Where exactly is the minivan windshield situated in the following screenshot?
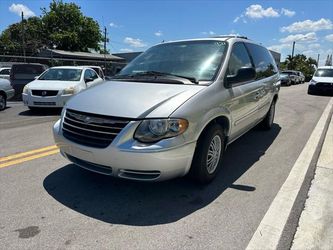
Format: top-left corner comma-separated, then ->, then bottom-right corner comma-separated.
116,40 -> 227,83
314,69 -> 333,77
38,68 -> 82,81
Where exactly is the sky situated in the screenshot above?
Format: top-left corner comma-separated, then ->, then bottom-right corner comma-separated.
0,0 -> 332,65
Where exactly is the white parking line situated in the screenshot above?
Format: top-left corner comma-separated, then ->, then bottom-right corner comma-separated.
246,97 -> 333,250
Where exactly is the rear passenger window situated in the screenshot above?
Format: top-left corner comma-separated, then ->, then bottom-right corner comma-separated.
227,43 -> 252,77
245,43 -> 278,79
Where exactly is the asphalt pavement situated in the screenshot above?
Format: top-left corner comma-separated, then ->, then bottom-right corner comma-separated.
0,84 -> 331,250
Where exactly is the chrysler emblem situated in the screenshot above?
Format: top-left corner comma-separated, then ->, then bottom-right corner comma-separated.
84,116 -> 92,123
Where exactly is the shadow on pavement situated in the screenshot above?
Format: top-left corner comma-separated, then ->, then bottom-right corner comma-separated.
44,124 -> 281,226
19,108 -> 62,117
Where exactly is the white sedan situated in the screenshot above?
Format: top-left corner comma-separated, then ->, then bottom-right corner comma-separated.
22,66 -> 104,109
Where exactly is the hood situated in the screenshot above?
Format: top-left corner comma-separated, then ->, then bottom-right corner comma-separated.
312,76 -> 333,83
27,80 -> 79,90
66,80 -> 206,118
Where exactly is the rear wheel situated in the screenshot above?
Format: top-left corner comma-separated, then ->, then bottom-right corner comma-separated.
260,100 -> 275,130
0,93 -> 6,111
189,124 -> 225,183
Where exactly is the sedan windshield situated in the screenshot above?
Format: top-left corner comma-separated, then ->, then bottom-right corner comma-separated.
314,69 -> 333,77
117,40 -> 227,83
39,68 -> 82,81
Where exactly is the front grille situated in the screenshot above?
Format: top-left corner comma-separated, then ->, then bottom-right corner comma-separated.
32,90 -> 59,96
33,101 -> 56,106
62,109 -> 130,148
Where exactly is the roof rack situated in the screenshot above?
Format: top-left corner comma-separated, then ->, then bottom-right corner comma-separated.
212,35 -> 249,40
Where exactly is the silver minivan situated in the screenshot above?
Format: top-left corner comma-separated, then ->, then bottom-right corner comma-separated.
53,36 -> 280,183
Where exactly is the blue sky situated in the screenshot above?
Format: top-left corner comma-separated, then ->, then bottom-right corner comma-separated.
0,0 -> 332,65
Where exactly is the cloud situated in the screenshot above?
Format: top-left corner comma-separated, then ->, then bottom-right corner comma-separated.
120,48 -> 134,52
123,37 -> 147,48
234,5 -> 295,23
245,4 -> 280,19
268,43 -> 292,52
308,43 -> 321,49
154,31 -> 163,37
281,18 -> 333,33
281,8 -> 296,17
201,31 -> 216,36
110,22 -> 119,28
9,3 -> 35,17
325,34 -> 333,42
279,32 -> 317,43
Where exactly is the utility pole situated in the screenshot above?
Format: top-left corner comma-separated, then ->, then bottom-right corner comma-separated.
317,54 -> 320,67
290,41 -> 295,70
21,11 -> 26,62
103,26 -> 107,72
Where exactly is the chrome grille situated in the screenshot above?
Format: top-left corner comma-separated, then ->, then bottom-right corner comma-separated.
62,109 -> 130,148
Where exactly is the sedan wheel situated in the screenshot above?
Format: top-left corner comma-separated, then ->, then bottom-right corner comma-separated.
0,94 -> 6,111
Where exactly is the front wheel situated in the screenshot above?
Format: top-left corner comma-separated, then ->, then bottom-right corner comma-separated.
260,100 -> 276,130
0,94 -> 6,111
189,124 -> 225,183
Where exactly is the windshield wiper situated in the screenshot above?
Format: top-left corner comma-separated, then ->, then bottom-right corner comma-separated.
112,71 -> 198,84
135,71 -> 198,84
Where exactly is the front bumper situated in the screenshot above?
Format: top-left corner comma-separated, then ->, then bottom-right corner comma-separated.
53,120 -> 196,181
308,83 -> 333,94
22,92 -> 73,108
6,89 -> 15,100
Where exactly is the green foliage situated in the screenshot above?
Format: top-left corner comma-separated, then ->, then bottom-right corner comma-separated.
0,16 -> 45,55
280,54 -> 317,81
0,0 -> 102,54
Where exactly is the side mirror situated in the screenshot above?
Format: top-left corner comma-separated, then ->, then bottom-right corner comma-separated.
85,77 -> 94,83
225,67 -> 256,87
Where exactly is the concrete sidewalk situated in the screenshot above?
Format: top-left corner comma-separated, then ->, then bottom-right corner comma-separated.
292,113 -> 333,250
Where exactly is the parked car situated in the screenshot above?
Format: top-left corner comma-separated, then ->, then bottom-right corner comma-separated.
22,66 -> 104,110
308,66 -> 333,95
0,67 -> 11,80
10,63 -> 48,98
279,72 -> 292,86
296,71 -> 305,83
53,36 -> 280,183
83,66 -> 105,80
280,70 -> 301,84
0,79 -> 15,111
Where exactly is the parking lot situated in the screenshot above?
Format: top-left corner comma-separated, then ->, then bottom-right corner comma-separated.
0,83 -> 331,249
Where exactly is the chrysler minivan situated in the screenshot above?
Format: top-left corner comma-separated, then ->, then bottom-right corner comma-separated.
53,36 -> 280,183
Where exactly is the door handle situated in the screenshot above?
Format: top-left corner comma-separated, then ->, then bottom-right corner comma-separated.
254,92 -> 260,100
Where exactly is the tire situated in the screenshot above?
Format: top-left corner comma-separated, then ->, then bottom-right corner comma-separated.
0,93 -> 6,111
260,100 -> 275,130
189,124 -> 225,183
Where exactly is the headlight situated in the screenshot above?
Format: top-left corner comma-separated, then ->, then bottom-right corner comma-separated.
134,118 -> 189,143
23,86 -> 29,94
309,79 -> 317,85
62,87 -> 75,95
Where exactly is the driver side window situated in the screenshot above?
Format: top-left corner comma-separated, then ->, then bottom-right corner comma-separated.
227,43 -> 252,76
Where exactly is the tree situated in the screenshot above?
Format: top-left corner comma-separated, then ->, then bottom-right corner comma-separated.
280,54 -> 317,81
41,0 -> 102,51
0,16 -> 45,55
0,0 -> 102,54
325,54 -> 332,66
